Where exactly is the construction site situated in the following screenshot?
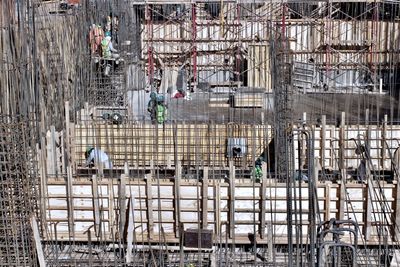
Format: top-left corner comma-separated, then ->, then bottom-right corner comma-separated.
2,0 -> 400,266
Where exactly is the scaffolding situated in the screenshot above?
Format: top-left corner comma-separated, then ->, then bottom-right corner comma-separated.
1,0 -> 400,266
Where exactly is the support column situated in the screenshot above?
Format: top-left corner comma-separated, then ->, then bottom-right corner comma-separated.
381,114 -> 387,169
174,161 -> 182,238
395,181 -> 400,241
229,160 -> 235,239
364,165 -> 373,241
92,175 -> 101,237
202,167 -> 209,229
260,162 -> 267,239
119,174 -> 127,240
338,112 -> 346,220
145,175 -> 154,239
321,115 -> 326,168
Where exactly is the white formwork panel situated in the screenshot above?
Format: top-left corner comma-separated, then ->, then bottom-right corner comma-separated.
181,211 -> 199,222
73,210 -> 94,220
47,210 -> 68,219
127,185 -> 146,197
75,221 -> 95,233
73,185 -> 92,195
180,185 -> 201,198
235,200 -> 259,210
73,198 -> 93,208
133,211 -> 147,221
180,199 -> 199,209
49,198 -> 67,207
235,187 -> 260,197
153,210 -> 174,222
152,199 -> 174,209
151,184 -> 173,198
48,185 -> 66,195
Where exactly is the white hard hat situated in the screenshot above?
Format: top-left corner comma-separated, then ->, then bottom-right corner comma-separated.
105,36 -> 111,41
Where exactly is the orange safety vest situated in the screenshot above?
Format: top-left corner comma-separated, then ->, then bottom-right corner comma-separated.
89,26 -> 104,54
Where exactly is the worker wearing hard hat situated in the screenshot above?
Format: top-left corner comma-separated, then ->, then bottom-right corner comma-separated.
101,35 -> 120,61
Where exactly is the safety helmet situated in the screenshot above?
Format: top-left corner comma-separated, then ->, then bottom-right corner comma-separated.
85,147 -> 94,158
150,92 -> 157,100
111,113 -> 123,125
105,34 -> 111,40
102,113 -> 111,120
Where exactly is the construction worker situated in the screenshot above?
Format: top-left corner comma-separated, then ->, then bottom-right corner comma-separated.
104,15 -> 112,37
253,165 -> 262,182
156,94 -> 167,124
147,92 -> 158,124
101,112 -> 123,125
85,147 -> 113,169
89,24 -> 104,55
101,36 -> 120,60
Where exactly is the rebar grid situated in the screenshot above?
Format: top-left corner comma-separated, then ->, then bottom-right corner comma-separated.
0,116 -> 38,266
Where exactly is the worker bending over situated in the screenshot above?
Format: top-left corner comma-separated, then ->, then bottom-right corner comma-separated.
85,147 -> 113,169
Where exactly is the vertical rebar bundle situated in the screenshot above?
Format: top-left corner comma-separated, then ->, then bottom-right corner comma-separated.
0,116 -> 38,266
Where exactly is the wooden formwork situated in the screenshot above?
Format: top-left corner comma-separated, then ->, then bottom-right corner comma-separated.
65,119 -> 400,172
43,173 -> 399,245
72,123 -> 272,168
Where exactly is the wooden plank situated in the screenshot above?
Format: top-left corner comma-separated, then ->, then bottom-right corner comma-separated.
338,112 -> 346,220
145,175 -> 154,238
202,167 -> 209,229
260,162 -> 267,239
321,115 -> 326,168
394,181 -> 400,242
364,166 -> 373,241
215,182 -> 221,236
51,125 -> 58,176
66,166 -> 75,239
108,178 -> 115,240
64,101 -> 72,169
119,174 -> 127,239
91,175 -> 101,237
31,216 -> 46,267
174,161 -> 182,238
325,182 -> 331,221
229,160 -> 235,239
38,140 -> 48,235
126,195 -> 135,264
267,222 -> 273,261
381,114 -> 387,169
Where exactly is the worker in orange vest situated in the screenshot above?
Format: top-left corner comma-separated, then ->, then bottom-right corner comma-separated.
89,24 -> 104,55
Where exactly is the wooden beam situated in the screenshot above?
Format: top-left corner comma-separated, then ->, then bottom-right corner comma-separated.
229,160 -> 235,239
215,182 -> 221,236
364,166 -> 373,241
126,195 -> 135,264
51,125 -> 58,176
91,175 -> 101,237
119,174 -> 127,240
321,115 -> 326,168
260,162 -> 267,239
66,166 -> 75,239
394,181 -> 400,242
145,175 -> 154,239
381,114 -> 387,169
325,182 -> 331,221
174,161 -> 182,238
108,178 -> 115,240
338,112 -> 346,220
31,216 -> 46,267
202,167 -> 209,229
